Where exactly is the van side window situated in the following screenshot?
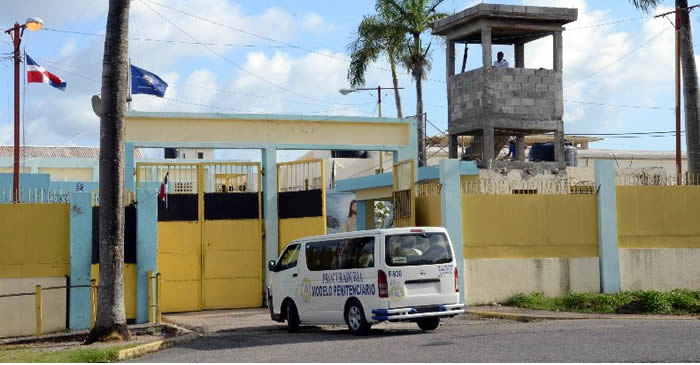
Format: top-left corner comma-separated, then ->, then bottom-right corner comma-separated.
306,237 -> 374,271
276,244 -> 300,271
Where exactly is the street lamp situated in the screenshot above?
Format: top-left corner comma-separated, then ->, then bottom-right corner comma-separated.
5,17 -> 43,202
339,85 -> 404,173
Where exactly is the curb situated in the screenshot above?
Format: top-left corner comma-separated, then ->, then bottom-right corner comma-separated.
467,310 -> 565,322
466,310 -> 699,322
117,331 -> 200,361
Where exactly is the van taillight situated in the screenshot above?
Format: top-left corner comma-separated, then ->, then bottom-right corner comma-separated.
378,270 -> 388,298
454,267 -> 459,292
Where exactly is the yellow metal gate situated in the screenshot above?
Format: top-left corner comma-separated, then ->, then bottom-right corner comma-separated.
393,159 -> 415,227
136,162 -> 263,312
277,159 -> 326,251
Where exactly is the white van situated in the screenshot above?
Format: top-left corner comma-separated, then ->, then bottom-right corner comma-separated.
267,227 -> 465,335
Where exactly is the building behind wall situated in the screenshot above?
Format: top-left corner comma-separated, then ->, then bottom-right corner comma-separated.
0,145 -> 143,182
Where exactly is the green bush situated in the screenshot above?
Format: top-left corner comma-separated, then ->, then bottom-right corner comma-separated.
504,289 -> 698,315
504,293 -> 540,307
562,293 -> 593,310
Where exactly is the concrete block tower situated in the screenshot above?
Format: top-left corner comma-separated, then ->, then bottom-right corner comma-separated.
432,3 -> 577,168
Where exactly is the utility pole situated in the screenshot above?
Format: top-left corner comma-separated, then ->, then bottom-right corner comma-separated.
656,4 -> 700,184
339,85 -> 404,173
5,18 -> 43,202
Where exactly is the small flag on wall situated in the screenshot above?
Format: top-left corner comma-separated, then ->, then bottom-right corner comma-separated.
26,54 -> 67,90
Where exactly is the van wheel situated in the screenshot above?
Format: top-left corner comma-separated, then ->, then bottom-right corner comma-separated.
286,300 -> 300,333
416,317 -> 440,331
345,299 -> 371,335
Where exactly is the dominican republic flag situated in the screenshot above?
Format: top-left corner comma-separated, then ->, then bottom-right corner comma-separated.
26,54 -> 67,90
158,172 -> 169,207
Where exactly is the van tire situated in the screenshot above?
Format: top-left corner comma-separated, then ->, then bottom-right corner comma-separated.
286,300 -> 300,333
416,317 -> 440,331
345,299 -> 371,335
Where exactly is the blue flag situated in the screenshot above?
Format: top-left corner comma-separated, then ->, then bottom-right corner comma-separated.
130,64 -> 168,97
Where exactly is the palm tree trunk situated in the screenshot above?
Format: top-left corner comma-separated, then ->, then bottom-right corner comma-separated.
389,53 -> 403,118
85,0 -> 131,344
678,0 -> 700,182
414,34 -> 426,167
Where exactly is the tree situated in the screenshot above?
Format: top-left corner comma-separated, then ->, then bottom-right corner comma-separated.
347,14 -> 406,118
85,0 -> 131,344
629,0 -> 700,182
378,0 -> 447,167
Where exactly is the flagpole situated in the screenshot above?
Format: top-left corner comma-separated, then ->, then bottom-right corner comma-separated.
127,57 -> 132,111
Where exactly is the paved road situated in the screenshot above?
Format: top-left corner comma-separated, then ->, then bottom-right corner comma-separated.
134,316 -> 700,362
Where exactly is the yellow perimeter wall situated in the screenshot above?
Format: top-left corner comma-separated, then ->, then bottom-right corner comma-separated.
461,194 -> 599,259
416,195 -> 441,227
91,264 -> 137,320
0,203 -> 70,278
617,186 -> 700,248
278,216 -> 326,252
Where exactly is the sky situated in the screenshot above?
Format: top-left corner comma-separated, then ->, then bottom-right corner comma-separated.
0,0 -> 696,161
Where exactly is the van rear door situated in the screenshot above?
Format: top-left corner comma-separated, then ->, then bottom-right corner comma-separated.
383,230 -> 458,308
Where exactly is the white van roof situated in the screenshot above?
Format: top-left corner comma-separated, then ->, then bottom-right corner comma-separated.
285,227 -> 447,246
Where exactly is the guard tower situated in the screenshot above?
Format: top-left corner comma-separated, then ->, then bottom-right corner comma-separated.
432,4 -> 577,168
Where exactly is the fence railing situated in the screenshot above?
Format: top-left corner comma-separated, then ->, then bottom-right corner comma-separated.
0,282 -> 91,337
416,179 -> 442,197
0,188 -> 70,204
0,272 -> 162,337
461,178 -> 596,195
616,172 -> 700,186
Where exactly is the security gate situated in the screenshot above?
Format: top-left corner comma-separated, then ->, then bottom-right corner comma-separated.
393,159 -> 415,227
136,162 -> 263,312
277,159 -> 326,251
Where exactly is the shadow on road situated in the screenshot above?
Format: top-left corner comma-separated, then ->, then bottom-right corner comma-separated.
175,323 -> 427,352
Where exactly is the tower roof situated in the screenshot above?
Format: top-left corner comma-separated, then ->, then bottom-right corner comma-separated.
432,3 -> 578,44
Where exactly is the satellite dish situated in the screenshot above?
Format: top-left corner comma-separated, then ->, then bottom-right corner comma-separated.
91,95 -> 102,117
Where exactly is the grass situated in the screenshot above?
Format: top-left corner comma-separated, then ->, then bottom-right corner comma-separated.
0,344 -> 132,363
503,289 -> 700,315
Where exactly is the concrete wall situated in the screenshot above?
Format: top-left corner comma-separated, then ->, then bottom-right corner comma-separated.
0,203 -> 70,277
619,248 -> 700,291
460,192 -> 600,304
0,276 -> 67,338
464,257 -> 600,305
448,67 -> 563,133
462,194 -> 599,259
617,186 -> 700,291
0,203 -> 70,338
617,186 -> 700,249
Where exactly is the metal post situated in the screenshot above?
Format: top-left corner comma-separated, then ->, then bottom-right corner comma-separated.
156,272 -> 162,324
675,6 -> 682,185
377,85 -> 383,174
35,284 -> 42,337
90,279 -> 97,328
147,271 -> 154,323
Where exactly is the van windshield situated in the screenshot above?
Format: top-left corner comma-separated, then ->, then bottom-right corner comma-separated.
385,232 -> 452,266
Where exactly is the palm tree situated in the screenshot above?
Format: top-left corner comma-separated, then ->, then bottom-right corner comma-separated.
85,0 -> 131,344
348,15 -> 405,118
630,0 -> 700,182
378,0 -> 447,166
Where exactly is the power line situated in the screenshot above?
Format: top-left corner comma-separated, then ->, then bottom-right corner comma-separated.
41,27 -> 289,48
139,0 -> 330,105
565,27 -> 670,87
563,100 -> 674,110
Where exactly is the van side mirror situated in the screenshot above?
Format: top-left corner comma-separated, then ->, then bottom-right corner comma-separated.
268,260 -> 276,272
